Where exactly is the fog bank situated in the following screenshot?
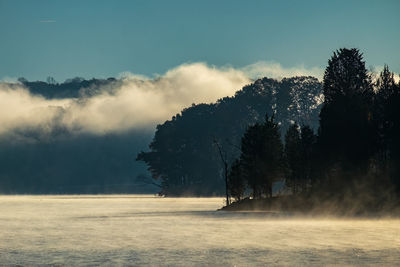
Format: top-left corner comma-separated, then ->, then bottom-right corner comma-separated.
0,62 -> 322,139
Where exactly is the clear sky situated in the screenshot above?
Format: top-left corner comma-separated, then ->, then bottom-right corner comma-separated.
0,0 -> 399,81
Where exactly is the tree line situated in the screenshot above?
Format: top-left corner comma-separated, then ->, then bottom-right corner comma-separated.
226,48 -> 400,207
138,76 -> 323,196
138,48 -> 400,207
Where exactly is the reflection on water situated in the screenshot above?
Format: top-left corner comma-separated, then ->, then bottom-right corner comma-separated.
0,195 -> 399,266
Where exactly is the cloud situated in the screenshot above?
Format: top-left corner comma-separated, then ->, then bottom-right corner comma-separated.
0,62 -> 322,139
242,61 -> 323,80
0,85 -> 70,137
39,20 -> 56,23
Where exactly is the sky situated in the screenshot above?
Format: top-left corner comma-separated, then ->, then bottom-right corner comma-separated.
0,0 -> 399,82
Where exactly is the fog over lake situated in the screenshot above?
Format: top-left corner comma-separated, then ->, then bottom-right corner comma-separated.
0,195 -> 399,266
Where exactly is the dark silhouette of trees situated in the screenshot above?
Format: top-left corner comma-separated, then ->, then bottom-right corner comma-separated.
375,65 -> 399,161
16,77 -> 121,99
138,47 -> 400,211
284,124 -> 302,194
240,114 -> 283,198
214,139 -> 230,205
277,77 -> 323,133
137,77 -> 322,196
299,125 -> 317,188
374,65 -> 400,193
223,48 -> 400,210
46,76 -> 57,85
318,48 -> 374,184
284,124 -> 317,194
227,159 -> 246,201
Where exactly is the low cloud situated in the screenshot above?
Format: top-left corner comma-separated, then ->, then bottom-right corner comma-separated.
0,62 -> 323,139
242,61 -> 323,80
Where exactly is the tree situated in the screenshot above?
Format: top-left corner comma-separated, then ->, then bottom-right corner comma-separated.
374,65 -> 400,192
299,125 -> 317,188
318,48 -> 374,176
284,124 -> 317,194
227,159 -> 246,202
374,65 -> 398,162
278,77 -> 323,133
322,48 -> 372,105
240,114 -> 283,198
46,76 -> 57,85
214,139 -> 230,206
284,124 -> 302,194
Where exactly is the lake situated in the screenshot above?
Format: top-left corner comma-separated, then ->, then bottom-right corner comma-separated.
0,195 -> 399,266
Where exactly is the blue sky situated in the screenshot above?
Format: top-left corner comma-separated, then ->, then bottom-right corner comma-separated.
0,0 -> 399,81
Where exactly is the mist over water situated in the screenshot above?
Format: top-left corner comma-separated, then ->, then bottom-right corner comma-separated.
0,195 -> 399,266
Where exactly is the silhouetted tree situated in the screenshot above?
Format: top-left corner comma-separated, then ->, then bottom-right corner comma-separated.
214,139 -> 230,205
277,77 -> 323,133
240,114 -> 283,198
318,48 -> 374,181
227,159 -> 246,201
299,125 -> 317,188
374,65 -> 398,162
374,65 -> 400,192
46,76 -> 57,85
284,124 -> 302,194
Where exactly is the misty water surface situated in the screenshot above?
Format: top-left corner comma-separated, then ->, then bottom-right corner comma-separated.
0,195 -> 399,266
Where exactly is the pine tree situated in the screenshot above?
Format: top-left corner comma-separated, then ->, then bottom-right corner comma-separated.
374,66 -> 400,192
299,125 -> 317,189
318,48 -> 374,175
240,114 -> 283,198
284,124 -> 302,194
375,65 -> 398,162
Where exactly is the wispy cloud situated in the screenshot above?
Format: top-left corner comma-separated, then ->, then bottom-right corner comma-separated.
39,20 -> 56,23
242,61 -> 323,80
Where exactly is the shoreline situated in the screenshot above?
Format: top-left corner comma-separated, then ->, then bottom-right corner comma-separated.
219,195 -> 400,217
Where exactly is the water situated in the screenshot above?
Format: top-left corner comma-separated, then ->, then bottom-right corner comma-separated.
0,195 -> 399,266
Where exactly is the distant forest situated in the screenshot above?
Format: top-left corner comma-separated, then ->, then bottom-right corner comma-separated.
138,48 -> 400,209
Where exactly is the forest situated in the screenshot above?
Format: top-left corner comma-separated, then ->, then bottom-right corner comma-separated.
139,48 -> 400,212
137,76 -> 322,196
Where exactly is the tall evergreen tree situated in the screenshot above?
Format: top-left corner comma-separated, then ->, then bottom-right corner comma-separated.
240,114 -> 283,198
318,48 -> 374,177
284,124 -> 302,194
299,125 -> 317,188
375,65 -> 398,162
374,66 -> 400,192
